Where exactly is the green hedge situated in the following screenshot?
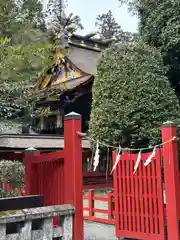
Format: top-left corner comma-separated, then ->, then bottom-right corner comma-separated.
89,41 -> 180,148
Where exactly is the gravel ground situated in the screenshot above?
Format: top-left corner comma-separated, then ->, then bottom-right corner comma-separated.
84,221 -> 116,240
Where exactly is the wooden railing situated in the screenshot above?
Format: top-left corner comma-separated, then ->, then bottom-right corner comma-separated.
83,190 -> 115,225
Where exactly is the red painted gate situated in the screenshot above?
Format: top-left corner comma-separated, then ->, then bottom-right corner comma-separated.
113,149 -> 165,240
113,123 -> 180,240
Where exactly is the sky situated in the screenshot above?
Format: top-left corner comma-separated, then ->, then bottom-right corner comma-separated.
43,0 -> 139,34
66,0 -> 138,34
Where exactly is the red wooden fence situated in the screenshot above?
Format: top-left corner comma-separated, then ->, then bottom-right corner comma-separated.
83,189 -> 115,225
24,112 -> 84,240
2,118 -> 180,240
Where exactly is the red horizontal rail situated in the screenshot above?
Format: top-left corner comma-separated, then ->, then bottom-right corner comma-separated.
84,216 -> 115,225
84,207 -> 110,214
31,151 -> 64,164
93,196 -> 109,201
83,196 -> 89,200
84,172 -> 109,177
83,183 -> 113,190
93,208 -> 109,214
83,196 -> 109,201
84,195 -> 114,202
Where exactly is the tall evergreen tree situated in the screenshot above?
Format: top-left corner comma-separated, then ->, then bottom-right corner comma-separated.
46,0 -> 83,34
95,10 -> 136,42
95,10 -> 122,39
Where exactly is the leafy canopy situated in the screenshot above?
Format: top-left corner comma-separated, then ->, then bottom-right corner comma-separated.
119,0 -> 180,99
0,37 -> 53,120
89,42 -> 180,148
0,0 -> 54,123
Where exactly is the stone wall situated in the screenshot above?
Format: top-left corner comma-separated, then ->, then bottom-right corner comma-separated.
0,204 -> 74,240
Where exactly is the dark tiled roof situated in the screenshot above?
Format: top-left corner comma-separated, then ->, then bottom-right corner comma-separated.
70,34 -> 109,50
0,134 -> 90,149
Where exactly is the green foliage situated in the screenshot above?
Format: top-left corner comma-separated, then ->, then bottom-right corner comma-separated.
0,188 -> 20,198
0,160 -> 25,187
137,0 -> 180,100
0,160 -> 25,198
89,42 -> 180,148
20,0 -> 46,31
0,0 -> 54,125
0,37 -> 53,122
0,0 -> 46,38
127,0 -> 180,53
0,121 -> 22,134
119,0 -> 180,100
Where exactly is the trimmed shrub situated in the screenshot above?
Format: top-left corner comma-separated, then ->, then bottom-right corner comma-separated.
89,41 -> 180,148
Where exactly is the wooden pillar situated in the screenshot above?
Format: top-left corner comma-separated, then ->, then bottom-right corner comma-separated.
161,122 -> 180,240
56,110 -> 63,128
40,115 -> 44,130
64,112 -> 84,240
56,111 -> 61,128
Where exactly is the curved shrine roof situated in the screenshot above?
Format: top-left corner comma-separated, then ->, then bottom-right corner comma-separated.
36,34 -> 109,92
67,45 -> 101,75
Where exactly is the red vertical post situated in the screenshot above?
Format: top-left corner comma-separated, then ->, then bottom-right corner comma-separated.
161,122 -> 180,240
107,192 -> 113,222
88,190 -> 94,218
112,151 -> 120,235
64,112 -> 84,240
24,149 -> 40,195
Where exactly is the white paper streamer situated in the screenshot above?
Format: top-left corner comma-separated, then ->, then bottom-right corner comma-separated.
93,141 -> 100,171
144,147 -> 156,167
111,146 -> 121,174
133,150 -> 142,175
